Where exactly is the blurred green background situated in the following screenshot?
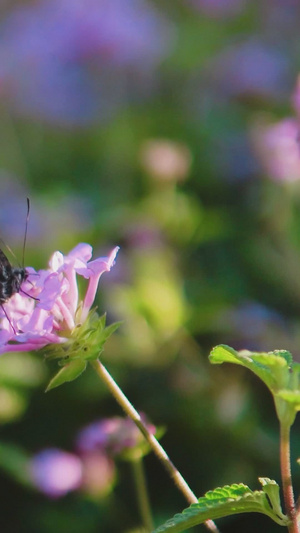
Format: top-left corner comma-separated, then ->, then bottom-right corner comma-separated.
0,0 -> 300,531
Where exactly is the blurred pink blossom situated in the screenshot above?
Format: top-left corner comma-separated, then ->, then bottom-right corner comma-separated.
0,244 -> 119,354
140,139 -> 192,182
251,116 -> 300,183
80,451 -> 115,497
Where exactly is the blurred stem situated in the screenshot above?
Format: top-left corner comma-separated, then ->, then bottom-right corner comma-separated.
90,358 -> 220,533
280,423 -> 299,533
131,456 -> 154,532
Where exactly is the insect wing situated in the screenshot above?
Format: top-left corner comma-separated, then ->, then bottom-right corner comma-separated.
0,249 -> 13,281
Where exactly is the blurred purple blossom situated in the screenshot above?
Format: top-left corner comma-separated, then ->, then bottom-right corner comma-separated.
217,301 -> 288,351
263,0 -> 300,38
0,0 -> 174,124
226,301 -> 285,338
213,133 -> 258,182
30,448 -> 82,498
76,415 -> 156,456
211,39 -> 289,99
126,222 -> 164,250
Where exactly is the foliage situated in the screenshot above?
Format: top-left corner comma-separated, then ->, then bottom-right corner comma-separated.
154,480 -> 288,532
0,0 -> 299,531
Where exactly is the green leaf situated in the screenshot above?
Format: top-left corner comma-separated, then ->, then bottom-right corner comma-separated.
46,359 -> 87,391
209,345 -> 291,391
153,480 -> 288,533
0,441 -> 31,486
209,345 -> 300,425
209,344 -> 242,365
276,390 -> 300,410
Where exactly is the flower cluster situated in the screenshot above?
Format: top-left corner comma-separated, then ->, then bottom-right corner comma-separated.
30,415 -> 155,498
0,244 -> 119,355
76,415 -> 156,457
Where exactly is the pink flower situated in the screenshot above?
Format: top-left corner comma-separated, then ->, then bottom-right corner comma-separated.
0,244 -> 119,355
251,117 -> 300,183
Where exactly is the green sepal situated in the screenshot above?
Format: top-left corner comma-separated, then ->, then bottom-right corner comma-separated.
209,345 -> 300,425
43,311 -> 121,391
44,311 -> 121,363
46,359 -> 87,391
153,479 -> 288,533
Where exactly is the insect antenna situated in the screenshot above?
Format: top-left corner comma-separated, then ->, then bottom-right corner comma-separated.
22,197 -> 30,268
20,198 -> 40,301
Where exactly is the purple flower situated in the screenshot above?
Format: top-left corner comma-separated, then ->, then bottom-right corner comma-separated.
0,244 -> 119,354
30,448 -> 82,498
211,39 -> 289,99
0,0 -> 173,124
76,415 -> 156,457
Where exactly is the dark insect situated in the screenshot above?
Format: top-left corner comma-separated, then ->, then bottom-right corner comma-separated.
0,199 -> 34,332
0,248 -> 28,304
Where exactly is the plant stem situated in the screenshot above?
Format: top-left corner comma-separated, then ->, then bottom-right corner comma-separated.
131,456 -> 154,532
90,358 -> 220,533
280,423 -> 299,533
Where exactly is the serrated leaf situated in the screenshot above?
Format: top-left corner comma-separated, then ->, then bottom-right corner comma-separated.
258,478 -> 286,521
210,345 -> 291,392
209,345 -> 242,365
46,359 -> 87,391
153,481 -> 289,533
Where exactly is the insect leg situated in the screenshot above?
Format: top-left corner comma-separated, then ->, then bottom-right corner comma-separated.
1,304 -> 16,335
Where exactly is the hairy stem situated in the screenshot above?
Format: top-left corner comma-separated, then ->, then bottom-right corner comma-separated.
132,456 -> 154,532
280,423 -> 299,533
90,358 -> 220,533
